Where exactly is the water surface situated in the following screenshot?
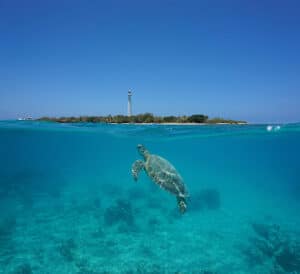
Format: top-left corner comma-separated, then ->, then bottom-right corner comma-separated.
0,121 -> 300,273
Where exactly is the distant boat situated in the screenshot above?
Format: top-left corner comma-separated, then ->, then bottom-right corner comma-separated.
17,116 -> 33,121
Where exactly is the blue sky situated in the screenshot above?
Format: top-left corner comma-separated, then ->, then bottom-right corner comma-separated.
0,1 -> 299,123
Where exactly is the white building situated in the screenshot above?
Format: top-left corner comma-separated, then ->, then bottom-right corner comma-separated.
128,91 -> 132,116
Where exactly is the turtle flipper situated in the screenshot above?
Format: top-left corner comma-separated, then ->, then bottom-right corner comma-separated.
177,196 -> 187,214
131,160 -> 145,181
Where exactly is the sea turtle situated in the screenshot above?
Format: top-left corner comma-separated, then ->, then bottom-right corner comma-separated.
131,144 -> 188,213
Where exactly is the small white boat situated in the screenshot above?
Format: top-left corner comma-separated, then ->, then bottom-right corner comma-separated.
17,116 -> 33,121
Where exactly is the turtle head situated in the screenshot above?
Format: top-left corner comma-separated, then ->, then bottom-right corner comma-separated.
137,144 -> 150,160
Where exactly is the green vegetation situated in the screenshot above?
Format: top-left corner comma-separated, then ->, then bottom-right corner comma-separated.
206,117 -> 247,124
188,114 -> 208,123
38,113 -> 247,124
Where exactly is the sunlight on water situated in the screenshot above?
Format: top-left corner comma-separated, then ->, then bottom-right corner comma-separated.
0,121 -> 300,273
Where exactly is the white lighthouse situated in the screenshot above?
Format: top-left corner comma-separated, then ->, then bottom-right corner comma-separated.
127,90 -> 132,116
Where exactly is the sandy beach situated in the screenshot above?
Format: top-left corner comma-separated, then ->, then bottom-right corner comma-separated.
109,122 -> 248,125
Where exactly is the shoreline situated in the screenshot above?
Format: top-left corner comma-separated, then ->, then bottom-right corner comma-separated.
35,114 -> 247,125
108,122 -> 248,125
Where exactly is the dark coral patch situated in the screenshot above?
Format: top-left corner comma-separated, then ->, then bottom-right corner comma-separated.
104,198 -> 134,227
190,188 -> 221,212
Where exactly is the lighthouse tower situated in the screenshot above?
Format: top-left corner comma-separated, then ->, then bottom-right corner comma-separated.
127,91 -> 132,117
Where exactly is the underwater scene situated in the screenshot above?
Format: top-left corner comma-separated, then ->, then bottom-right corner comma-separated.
0,121 -> 300,274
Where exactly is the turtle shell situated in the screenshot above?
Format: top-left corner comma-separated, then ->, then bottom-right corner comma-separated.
145,154 -> 187,197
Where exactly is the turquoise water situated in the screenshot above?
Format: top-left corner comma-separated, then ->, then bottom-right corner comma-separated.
1,121 -> 300,273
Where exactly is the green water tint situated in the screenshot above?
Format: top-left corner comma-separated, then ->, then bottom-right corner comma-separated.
0,121 -> 300,273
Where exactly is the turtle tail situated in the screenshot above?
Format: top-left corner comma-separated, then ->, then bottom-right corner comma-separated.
177,196 -> 187,214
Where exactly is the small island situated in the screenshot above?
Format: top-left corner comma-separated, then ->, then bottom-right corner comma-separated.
37,113 -> 247,124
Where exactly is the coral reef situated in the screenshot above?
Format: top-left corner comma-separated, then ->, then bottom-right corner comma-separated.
1,170 -> 66,208
0,214 -> 16,258
133,261 -> 163,274
189,188 -> 221,212
0,216 -> 16,242
12,263 -> 32,274
104,199 -> 134,227
93,197 -> 101,209
75,258 -> 101,274
242,220 -> 300,272
275,243 -> 300,272
58,238 -> 77,262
